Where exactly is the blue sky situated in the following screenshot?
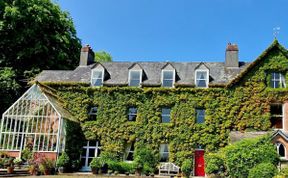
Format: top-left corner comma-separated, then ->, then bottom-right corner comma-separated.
54,0 -> 288,62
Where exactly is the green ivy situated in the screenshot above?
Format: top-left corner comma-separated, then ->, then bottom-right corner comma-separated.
40,42 -> 288,165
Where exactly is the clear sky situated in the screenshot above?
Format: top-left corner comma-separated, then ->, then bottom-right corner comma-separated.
54,0 -> 288,62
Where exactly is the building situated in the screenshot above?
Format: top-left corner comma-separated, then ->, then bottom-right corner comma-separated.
0,40 -> 288,176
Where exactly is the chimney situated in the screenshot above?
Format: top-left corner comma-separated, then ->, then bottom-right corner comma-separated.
225,43 -> 239,68
79,44 -> 95,66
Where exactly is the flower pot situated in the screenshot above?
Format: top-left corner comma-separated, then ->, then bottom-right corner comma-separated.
44,169 -> 51,175
58,167 -> 65,173
91,168 -> 99,174
7,167 -> 14,174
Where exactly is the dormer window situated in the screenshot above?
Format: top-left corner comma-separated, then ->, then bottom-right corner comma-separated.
91,69 -> 104,86
195,70 -> 209,88
271,72 -> 286,88
162,70 -> 175,88
129,70 -> 142,87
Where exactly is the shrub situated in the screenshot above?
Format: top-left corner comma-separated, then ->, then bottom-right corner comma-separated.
181,159 -> 193,177
223,135 -> 279,178
21,148 -> 32,162
248,162 -> 278,178
118,162 -> 135,174
205,152 -> 225,175
278,167 -> 288,177
90,158 -> 102,169
56,152 -> 70,167
134,146 -> 158,174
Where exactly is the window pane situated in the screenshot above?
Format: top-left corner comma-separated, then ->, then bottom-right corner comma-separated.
197,80 -> 207,87
163,71 -> 173,80
129,80 -> 140,87
162,116 -> 170,123
271,104 -> 282,115
163,80 -> 173,87
196,71 -> 207,80
89,149 -> 95,157
130,71 -> 140,80
92,71 -> 103,78
128,107 -> 137,121
279,144 -> 285,157
196,109 -> 205,123
89,107 -> 98,114
92,79 -> 102,86
162,108 -> 170,115
271,117 -> 282,129
160,144 -> 169,162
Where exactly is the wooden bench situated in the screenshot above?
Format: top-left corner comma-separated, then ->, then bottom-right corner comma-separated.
159,162 -> 180,176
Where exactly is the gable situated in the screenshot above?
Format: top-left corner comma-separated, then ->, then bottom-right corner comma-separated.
227,40 -> 288,87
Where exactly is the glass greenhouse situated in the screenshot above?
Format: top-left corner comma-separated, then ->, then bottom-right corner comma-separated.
0,84 -> 71,154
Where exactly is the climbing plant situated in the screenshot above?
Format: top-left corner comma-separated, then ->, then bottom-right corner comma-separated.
38,41 -> 288,164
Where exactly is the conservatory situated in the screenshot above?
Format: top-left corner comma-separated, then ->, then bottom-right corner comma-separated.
0,84 -> 72,159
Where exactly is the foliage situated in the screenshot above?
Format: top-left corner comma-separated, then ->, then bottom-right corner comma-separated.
0,0 -> 81,113
205,135 -> 279,178
56,152 -> 70,168
105,160 -> 135,174
278,167 -> 288,177
64,120 -> 85,170
134,146 -> 158,174
248,162 -> 278,178
181,159 -> 193,177
94,51 -> 112,62
39,41 -> 288,166
39,158 -> 55,174
0,67 -> 20,113
205,152 -> 225,175
21,148 -> 33,162
89,157 -> 102,169
13,158 -> 22,165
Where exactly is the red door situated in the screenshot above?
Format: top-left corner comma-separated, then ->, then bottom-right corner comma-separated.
195,150 -> 205,176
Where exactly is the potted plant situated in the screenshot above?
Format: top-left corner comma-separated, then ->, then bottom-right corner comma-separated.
39,158 -> 55,175
56,152 -> 70,173
13,158 -> 22,169
4,158 -> 14,174
28,164 -> 38,175
90,157 -> 102,174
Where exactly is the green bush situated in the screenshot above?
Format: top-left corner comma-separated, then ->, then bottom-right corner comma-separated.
205,152 -> 225,175
90,158 -> 102,169
134,146 -> 158,174
181,159 -> 193,177
56,152 -> 70,167
106,160 -> 135,174
248,162 -> 278,178
223,136 -> 279,178
204,135 -> 279,178
278,167 -> 288,177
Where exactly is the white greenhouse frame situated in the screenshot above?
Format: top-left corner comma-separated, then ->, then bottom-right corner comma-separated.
0,84 -> 68,156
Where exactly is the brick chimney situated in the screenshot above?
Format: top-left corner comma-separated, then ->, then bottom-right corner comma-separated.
79,45 -> 95,66
225,43 -> 239,68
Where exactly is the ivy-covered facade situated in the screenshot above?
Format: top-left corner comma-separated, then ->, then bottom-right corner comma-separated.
1,40 -> 288,176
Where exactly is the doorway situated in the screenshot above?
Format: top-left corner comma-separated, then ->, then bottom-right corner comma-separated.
194,149 -> 205,176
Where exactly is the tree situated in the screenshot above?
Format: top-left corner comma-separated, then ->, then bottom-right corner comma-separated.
0,0 -> 81,113
94,51 -> 112,62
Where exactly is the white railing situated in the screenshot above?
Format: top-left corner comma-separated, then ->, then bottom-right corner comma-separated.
159,162 -> 180,176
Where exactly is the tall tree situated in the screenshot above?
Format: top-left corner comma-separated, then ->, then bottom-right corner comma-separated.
0,0 -> 82,113
94,51 -> 112,62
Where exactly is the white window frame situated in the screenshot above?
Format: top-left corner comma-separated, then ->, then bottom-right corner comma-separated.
276,142 -> 286,159
80,141 -> 101,171
161,70 -> 175,88
271,72 -> 286,88
91,69 -> 104,87
128,70 -> 142,87
195,69 -> 209,88
271,103 -> 284,130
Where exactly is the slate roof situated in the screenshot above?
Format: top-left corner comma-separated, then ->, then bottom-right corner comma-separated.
229,131 -> 269,143
35,61 -> 249,86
